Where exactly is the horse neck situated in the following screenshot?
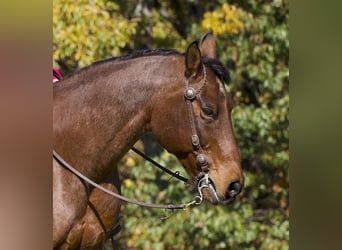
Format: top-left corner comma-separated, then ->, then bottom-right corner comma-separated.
53,55 -> 184,180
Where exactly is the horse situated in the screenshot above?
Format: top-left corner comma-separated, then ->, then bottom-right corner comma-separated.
53,32 -> 244,249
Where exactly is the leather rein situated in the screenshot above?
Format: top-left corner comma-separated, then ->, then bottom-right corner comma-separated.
53,64 -> 219,210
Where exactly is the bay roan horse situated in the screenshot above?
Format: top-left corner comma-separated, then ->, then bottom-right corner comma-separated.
53,33 -> 244,249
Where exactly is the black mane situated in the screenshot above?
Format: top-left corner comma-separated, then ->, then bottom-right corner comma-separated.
92,49 -> 182,66
83,49 -> 230,84
202,57 -> 230,84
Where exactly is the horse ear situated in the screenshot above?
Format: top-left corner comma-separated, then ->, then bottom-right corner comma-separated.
200,32 -> 216,59
185,41 -> 202,77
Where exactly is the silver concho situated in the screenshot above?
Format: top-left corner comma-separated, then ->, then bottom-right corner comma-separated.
184,87 -> 196,101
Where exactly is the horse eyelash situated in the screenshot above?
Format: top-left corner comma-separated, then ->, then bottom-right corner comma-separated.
202,107 -> 217,119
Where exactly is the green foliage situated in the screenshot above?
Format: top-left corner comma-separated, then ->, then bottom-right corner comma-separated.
209,0 -> 289,227
112,152 -> 288,249
54,0 -> 289,249
53,0 -> 137,71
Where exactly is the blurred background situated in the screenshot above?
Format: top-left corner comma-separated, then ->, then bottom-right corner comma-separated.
53,0 -> 289,249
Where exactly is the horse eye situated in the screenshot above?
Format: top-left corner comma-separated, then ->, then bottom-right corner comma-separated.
202,107 -> 216,118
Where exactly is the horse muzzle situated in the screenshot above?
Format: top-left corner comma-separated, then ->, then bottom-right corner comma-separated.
195,175 -> 243,205
195,175 -> 220,205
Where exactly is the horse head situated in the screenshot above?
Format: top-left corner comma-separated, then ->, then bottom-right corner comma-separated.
150,33 -> 244,205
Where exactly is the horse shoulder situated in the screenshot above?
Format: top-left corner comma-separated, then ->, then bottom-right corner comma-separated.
53,159 -> 88,248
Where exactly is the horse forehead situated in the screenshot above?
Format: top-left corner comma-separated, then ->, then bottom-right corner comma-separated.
215,79 -> 235,111
217,79 -> 235,110
212,78 -> 227,100
218,79 -> 226,94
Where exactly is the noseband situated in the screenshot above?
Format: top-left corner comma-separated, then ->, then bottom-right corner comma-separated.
184,65 -> 220,204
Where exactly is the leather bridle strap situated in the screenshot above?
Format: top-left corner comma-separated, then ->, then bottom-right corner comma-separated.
131,146 -> 189,183
53,150 -> 199,210
184,65 -> 220,204
184,65 -> 209,173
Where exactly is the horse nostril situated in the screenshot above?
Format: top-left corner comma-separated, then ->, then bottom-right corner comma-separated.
226,181 -> 243,199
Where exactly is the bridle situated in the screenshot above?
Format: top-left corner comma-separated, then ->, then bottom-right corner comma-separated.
53,63 -> 219,210
183,64 -> 220,204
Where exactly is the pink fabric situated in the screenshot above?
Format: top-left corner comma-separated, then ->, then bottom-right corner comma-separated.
53,68 -> 63,82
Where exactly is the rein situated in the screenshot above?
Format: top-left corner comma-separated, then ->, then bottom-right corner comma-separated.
53,150 -> 199,210
130,146 -> 189,183
53,63 -> 219,210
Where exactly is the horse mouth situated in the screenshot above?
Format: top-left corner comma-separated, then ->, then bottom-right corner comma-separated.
204,189 -> 236,205
202,179 -> 237,205
218,196 -> 236,205
200,178 -> 226,205
205,179 -> 219,205
188,176 -> 237,205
